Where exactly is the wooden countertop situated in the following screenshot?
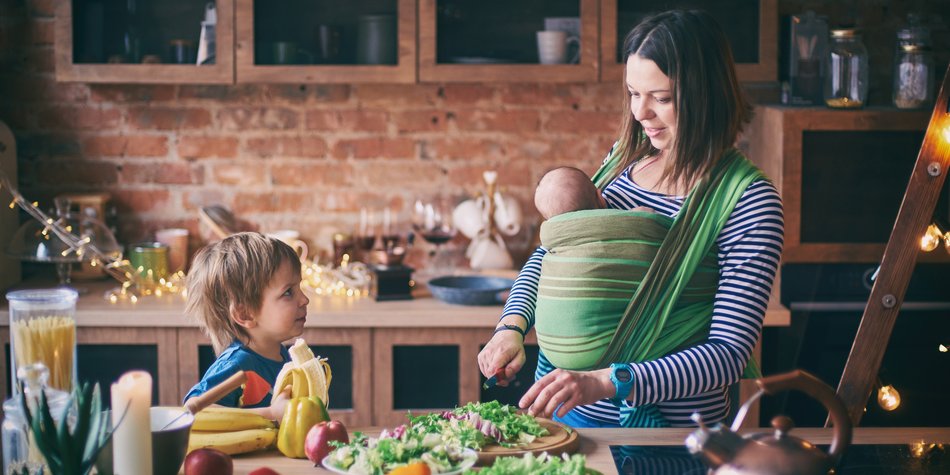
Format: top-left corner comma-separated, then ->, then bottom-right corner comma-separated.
0,280 -> 791,328
229,427 -> 950,475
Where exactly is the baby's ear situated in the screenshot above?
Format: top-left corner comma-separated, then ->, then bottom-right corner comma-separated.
230,304 -> 257,329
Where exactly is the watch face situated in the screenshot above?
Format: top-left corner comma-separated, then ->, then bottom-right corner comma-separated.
615,368 -> 632,383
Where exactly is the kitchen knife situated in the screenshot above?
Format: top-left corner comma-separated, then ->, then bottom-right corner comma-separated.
160,370 -> 248,430
482,368 -> 505,390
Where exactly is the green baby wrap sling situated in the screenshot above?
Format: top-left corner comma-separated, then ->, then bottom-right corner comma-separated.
533,148 -> 764,427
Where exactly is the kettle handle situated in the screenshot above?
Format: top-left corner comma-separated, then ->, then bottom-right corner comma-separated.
755,370 -> 853,463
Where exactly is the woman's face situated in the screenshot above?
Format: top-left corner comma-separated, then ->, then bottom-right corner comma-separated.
626,55 -> 677,154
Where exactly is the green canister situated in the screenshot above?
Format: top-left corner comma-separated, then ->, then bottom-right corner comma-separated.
128,242 -> 169,281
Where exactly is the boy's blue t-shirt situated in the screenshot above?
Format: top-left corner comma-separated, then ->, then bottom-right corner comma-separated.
184,341 -> 290,408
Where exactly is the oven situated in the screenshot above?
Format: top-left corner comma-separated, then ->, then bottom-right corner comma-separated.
762,263 -> 950,427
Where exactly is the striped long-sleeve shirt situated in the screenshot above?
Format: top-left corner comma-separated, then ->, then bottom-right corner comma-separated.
503,163 -> 784,426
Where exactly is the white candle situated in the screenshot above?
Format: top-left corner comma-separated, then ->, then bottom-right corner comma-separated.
111,371 -> 153,475
383,208 -> 392,235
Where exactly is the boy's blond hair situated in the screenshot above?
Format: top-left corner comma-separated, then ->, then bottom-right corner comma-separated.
186,232 -> 302,354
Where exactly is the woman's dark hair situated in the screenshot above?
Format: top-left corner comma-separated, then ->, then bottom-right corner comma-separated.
603,9 -> 752,192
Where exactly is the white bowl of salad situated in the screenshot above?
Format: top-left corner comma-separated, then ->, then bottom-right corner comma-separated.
322,433 -> 477,475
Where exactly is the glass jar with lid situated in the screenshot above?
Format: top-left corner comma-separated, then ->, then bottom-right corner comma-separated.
893,44 -> 934,109
2,363 -> 71,475
824,28 -> 869,109
5,288 -> 78,396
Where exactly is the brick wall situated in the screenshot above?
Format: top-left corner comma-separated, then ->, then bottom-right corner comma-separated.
0,0 -> 947,266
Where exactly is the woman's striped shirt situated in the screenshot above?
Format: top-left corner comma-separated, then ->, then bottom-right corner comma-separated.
502,162 -> 784,426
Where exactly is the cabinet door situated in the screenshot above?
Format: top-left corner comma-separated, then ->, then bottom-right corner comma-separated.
235,0 -> 416,83
600,0 -> 777,83
56,0 -> 235,84
419,0 -> 599,82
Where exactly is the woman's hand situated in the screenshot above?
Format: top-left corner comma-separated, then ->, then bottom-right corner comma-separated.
477,330 -> 525,387
518,368 -> 615,418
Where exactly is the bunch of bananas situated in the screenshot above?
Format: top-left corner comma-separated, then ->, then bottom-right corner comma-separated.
187,407 -> 277,455
274,338 -> 333,405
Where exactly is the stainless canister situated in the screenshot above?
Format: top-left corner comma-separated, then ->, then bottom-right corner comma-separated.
356,14 -> 397,65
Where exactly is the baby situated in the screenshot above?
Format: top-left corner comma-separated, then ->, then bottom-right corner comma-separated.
534,166 -> 607,220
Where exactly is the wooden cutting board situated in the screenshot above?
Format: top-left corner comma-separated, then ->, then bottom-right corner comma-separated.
476,417 -> 580,464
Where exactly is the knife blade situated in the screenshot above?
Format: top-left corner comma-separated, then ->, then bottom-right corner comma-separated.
482,369 -> 505,390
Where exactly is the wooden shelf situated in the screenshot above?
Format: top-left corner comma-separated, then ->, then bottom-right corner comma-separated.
234,0 -> 416,84
55,0 -> 235,84
419,0 -> 599,83
599,0 -> 778,83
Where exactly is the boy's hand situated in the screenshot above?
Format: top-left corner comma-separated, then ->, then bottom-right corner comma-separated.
268,384 -> 292,422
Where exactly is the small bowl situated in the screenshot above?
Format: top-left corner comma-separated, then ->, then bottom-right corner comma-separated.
96,406 -> 194,475
427,276 -> 514,306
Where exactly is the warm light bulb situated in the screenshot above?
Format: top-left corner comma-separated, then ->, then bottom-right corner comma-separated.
940,344 -> 948,352
877,384 -> 901,411
944,232 -> 950,255
920,224 -> 942,251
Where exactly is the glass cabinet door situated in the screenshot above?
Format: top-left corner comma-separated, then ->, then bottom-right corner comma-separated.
600,0 -> 777,83
235,0 -> 416,83
57,0 -> 234,84
419,0 -> 598,82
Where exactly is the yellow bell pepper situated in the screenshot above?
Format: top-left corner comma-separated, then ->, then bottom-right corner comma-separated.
277,396 -> 330,458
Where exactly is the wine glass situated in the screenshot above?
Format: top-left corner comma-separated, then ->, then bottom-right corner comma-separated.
412,199 -> 458,274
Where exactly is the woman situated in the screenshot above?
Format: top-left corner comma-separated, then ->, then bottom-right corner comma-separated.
477,9 -> 784,428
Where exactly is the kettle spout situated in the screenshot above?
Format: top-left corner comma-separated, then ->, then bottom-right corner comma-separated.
686,413 -> 746,469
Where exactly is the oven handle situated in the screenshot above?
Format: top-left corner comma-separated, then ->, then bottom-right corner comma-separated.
790,301 -> 950,312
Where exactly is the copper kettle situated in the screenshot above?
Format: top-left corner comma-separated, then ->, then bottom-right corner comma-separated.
686,370 -> 853,475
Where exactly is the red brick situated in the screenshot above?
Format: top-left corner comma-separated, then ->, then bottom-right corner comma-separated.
245,136 -> 328,158
27,47 -> 53,73
128,107 -> 212,130
331,137 -> 415,159
233,191 -> 312,214
440,84 -> 496,105
544,110 -> 616,134
305,110 -> 387,133
31,19 -> 53,45
313,85 -> 351,103
113,189 -> 171,214
34,159 -> 118,186
420,138 -> 507,161
453,110 -> 540,133
355,161 -> 444,190
262,84 -> 311,102
271,162 -> 355,187
29,0 -> 55,17
353,84 -> 439,106
498,84 -> 582,107
210,163 -> 268,186
182,190 -> 228,211
83,135 -> 168,157
89,85 -> 176,103
177,136 -> 239,159
120,162 -> 201,185
179,85 -> 262,102
36,106 -> 122,130
217,107 -> 299,131
392,110 -> 448,133
447,161 -> 533,190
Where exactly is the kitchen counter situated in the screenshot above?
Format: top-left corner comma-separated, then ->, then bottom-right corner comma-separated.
229,427 -> 950,474
0,279 -> 790,427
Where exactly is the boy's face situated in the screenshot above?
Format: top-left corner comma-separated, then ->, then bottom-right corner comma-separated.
248,259 -> 309,347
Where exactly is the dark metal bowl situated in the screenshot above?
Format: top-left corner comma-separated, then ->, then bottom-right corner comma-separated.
96,406 -> 194,475
427,276 -> 514,306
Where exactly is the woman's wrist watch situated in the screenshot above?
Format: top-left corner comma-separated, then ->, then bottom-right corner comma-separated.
609,363 -> 634,404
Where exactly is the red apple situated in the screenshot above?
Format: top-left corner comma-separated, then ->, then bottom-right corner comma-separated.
184,448 -> 233,475
248,468 -> 281,475
304,420 -> 349,465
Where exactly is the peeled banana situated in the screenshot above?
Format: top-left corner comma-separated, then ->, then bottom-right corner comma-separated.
192,407 -> 276,432
187,428 -> 277,455
274,339 -> 333,405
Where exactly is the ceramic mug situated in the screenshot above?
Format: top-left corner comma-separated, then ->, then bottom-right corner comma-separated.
266,230 -> 309,262
536,30 -> 580,65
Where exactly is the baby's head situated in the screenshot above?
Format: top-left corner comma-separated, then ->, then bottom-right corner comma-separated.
535,167 -> 606,219
186,232 -> 304,353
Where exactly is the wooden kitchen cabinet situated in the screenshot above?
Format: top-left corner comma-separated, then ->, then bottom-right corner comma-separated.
599,0 -> 778,83
418,0 -> 599,83
55,0 -> 235,84
235,0 -> 417,83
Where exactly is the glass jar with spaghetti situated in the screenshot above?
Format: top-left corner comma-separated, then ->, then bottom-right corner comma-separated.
4,288 -> 78,395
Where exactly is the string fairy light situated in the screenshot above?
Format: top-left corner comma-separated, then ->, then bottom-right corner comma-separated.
300,253 -> 371,298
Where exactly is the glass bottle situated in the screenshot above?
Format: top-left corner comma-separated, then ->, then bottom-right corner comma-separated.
2,364 -> 70,475
122,0 -> 142,63
824,29 -> 869,109
5,288 -> 78,395
893,44 -> 934,109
